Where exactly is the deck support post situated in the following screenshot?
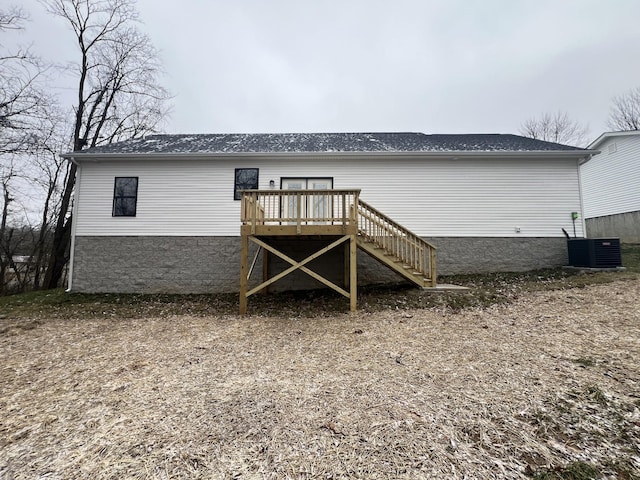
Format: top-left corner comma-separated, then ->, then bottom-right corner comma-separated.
239,233 -> 249,314
261,247 -> 269,294
343,241 -> 350,289
349,234 -> 357,312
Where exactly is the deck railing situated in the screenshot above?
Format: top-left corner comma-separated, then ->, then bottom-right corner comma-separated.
241,189 -> 361,228
357,199 -> 436,283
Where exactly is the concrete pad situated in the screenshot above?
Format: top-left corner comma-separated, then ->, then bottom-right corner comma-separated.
562,266 -> 627,273
421,283 -> 470,292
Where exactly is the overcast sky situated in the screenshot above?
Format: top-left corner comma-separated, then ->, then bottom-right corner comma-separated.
12,0 -> 640,142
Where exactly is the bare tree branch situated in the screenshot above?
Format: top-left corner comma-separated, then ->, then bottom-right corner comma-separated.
0,6 -> 28,31
0,6 -> 53,156
607,87 -> 640,131
519,111 -> 590,147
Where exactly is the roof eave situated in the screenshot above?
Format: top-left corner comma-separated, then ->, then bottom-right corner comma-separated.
64,149 -> 598,162
587,130 -> 640,149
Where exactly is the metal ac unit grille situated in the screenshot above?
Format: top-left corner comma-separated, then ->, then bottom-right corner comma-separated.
567,238 -> 622,268
593,239 -> 622,268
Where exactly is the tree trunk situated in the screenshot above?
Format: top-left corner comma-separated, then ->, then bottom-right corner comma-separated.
1,183 -> 10,294
33,186 -> 54,290
43,162 -> 76,289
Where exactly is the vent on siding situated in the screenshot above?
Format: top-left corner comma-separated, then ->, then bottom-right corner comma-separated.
608,143 -> 617,154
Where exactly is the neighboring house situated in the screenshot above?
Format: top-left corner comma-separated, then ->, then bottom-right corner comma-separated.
581,131 -> 640,243
63,133 -> 594,296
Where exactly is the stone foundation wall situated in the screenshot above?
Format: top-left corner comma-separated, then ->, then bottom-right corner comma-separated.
426,237 -> 569,275
354,236 -> 569,284
71,236 -> 247,293
586,211 -> 640,244
71,236 -> 570,293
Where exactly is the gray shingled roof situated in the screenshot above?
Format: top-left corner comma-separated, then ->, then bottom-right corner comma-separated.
67,132 -> 588,156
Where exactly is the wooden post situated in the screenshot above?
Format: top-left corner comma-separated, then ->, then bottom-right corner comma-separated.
261,247 -> 269,295
342,193 -> 346,233
344,241 -> 350,289
296,191 -> 302,234
349,234 -> 357,312
239,233 -> 249,314
252,192 -> 259,235
430,246 -> 437,287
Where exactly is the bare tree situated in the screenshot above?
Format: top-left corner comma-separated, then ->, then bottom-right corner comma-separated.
0,129 -> 67,292
41,0 -> 170,289
26,113 -> 69,289
0,160 -> 33,293
1,6 -> 53,292
0,6 -> 50,156
607,87 -> 640,131
0,163 -> 16,291
519,111 -> 590,147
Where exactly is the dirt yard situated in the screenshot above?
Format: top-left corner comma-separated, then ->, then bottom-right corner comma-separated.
1,279 -> 639,479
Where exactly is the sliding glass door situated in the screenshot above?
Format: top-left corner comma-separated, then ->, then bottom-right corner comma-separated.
281,177 -> 333,223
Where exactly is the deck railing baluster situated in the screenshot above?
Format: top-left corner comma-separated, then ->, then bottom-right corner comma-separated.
241,189 -> 360,226
356,199 -> 437,285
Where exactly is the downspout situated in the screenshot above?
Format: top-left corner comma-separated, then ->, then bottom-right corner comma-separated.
65,158 -> 81,293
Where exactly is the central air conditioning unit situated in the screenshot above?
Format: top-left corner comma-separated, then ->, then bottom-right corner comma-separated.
567,238 -> 622,268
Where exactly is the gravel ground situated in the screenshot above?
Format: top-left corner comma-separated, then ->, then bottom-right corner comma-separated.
1,279 -> 639,479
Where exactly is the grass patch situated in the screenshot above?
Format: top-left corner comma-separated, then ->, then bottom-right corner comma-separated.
572,357 -> 595,368
0,289 -> 240,321
524,382 -> 639,479
529,461 -> 600,480
622,243 -> 640,273
585,385 -> 609,405
603,459 -> 637,480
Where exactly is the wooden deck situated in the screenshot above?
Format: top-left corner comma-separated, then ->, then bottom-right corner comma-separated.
239,189 -> 436,313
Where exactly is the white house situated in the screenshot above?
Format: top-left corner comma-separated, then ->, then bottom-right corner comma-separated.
63,133 -> 594,295
581,131 -> 640,243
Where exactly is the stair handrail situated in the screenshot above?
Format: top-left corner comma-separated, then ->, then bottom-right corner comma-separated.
357,199 -> 437,284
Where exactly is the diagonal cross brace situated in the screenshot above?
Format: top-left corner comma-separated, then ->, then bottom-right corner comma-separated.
246,235 -> 352,298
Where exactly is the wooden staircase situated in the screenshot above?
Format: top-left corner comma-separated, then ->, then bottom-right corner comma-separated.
356,200 -> 437,288
239,189 -> 437,313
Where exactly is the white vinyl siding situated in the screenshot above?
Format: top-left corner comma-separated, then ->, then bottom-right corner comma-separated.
580,134 -> 640,219
74,155 -> 583,237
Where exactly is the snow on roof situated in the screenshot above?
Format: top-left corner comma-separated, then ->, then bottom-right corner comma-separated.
66,132 -> 588,157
